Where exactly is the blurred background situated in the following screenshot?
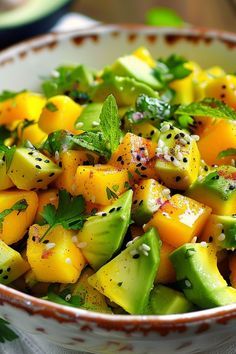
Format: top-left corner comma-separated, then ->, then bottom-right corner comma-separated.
0,0 -> 236,49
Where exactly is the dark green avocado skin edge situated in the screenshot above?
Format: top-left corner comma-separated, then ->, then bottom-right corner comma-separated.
0,0 -> 73,49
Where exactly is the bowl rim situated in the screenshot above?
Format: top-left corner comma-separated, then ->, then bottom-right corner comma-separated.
1,24 -> 236,332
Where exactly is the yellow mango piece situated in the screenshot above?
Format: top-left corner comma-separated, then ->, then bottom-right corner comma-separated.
17,120 -> 47,146
75,164 -> 129,205
0,239 -> 30,285
155,242 -> 176,284
144,194 -> 211,248
205,75 -> 236,109
170,75 -> 194,104
35,189 -> 58,223
39,95 -> 83,134
0,190 -> 38,245
0,92 -> 46,125
55,150 -> 99,195
109,133 -> 158,183
197,120 -> 236,166
27,224 -> 86,283
0,152 -> 14,190
133,47 -> 156,68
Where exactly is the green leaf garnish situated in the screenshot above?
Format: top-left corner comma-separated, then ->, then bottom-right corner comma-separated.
45,102 -> 58,112
0,318 -> 18,343
0,144 -> 16,171
40,189 -> 86,242
175,98 -> 236,120
146,7 -> 184,27
0,199 -> 28,232
106,187 -> 118,200
0,90 -> 25,103
217,148 -> 236,159
0,126 -> 11,144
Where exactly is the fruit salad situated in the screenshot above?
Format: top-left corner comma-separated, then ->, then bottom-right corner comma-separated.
0,47 -> 236,315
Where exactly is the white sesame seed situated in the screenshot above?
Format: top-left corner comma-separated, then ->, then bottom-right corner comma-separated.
65,294 -> 72,301
200,241 -> 207,248
158,140 -> 165,148
65,258 -> 72,264
218,233 -> 226,241
164,154 -> 171,162
142,243 -> 151,251
126,240 -> 133,247
191,236 -> 198,243
187,250 -> 196,257
191,134 -> 200,141
133,236 -> 140,242
45,242 -> 56,250
172,158 -> 181,167
92,121 -> 100,127
185,280 -> 192,288
162,188 -> 170,197
160,124 -> 170,133
78,242 -> 87,249
54,151 -> 60,162
163,146 -> 169,154
49,197 -> 57,202
142,250 -> 149,256
179,138 -> 187,146
156,147 -> 163,154
175,144 -> 181,153
176,151 -> 183,161
72,236 -> 78,243
198,175 -> 204,182
76,122 -> 84,128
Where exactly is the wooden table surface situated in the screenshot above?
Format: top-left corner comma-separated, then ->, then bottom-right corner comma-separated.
72,0 -> 236,32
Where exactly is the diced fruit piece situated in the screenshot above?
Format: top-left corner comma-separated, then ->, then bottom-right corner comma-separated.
27,224 -> 85,283
8,147 -> 61,190
197,120 -> 236,166
132,122 -> 160,142
88,228 -> 161,314
133,47 -> 156,68
0,92 -> 46,125
170,243 -> 236,308
55,150 -> 98,195
201,214 -> 236,249
229,255 -> 236,288
132,179 -> 170,225
205,75 -> 236,109
75,103 -> 103,131
77,190 -> 132,270
186,166 -> 236,215
92,76 -> 158,107
0,151 -> 14,190
146,285 -> 194,315
17,120 -> 47,146
170,74 -> 194,104
0,240 -> 29,284
111,55 -> 161,89
109,133 -> 158,182
35,189 -> 58,223
145,194 -> 211,248
155,123 -> 200,190
0,190 -> 38,245
38,95 -> 83,134
75,164 -> 129,205
155,242 -> 176,284
60,268 -> 112,313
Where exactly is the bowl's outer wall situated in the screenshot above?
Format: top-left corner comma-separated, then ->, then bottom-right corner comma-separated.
1,26 -> 236,353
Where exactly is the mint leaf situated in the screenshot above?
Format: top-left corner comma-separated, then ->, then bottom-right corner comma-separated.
146,7 -> 184,27
72,132 -> 110,159
0,199 -> 28,232
99,94 -> 122,153
40,189 -> 86,242
175,98 -> 236,120
217,148 -> 236,159
0,318 -> 18,343
0,90 -> 25,103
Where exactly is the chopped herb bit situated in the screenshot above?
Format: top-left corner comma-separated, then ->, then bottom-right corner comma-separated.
112,184 -> 119,192
0,318 -> 18,343
217,148 -> 236,159
45,102 -> 58,112
117,282 -> 123,287
0,199 -> 28,232
124,181 -> 131,189
135,168 -> 142,177
0,90 -> 26,102
106,187 -> 118,200
0,144 -> 16,171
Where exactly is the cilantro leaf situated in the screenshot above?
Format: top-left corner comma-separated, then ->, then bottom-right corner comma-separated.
106,187 -> 118,200
0,199 -> 28,232
0,144 -> 16,171
72,132 -> 110,159
99,94 -> 122,153
0,318 -> 18,343
217,148 -> 236,159
175,98 -> 236,120
0,90 -> 25,103
40,189 -> 86,242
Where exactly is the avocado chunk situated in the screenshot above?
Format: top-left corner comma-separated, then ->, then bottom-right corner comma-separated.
111,55 -> 161,89
170,243 -> 236,308
0,151 -> 14,190
8,147 -> 61,190
186,165 -> 236,215
132,179 -> 170,225
88,228 -> 161,314
201,214 -> 236,250
60,268 -> 112,313
75,103 -> 103,131
77,190 -> 133,270
146,284 -> 194,315
92,76 -> 158,106
155,123 -> 200,190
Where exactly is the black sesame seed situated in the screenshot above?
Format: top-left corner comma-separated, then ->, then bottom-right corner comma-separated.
59,161 -> 62,168
116,207 -> 122,211
140,186 -> 145,189
44,160 -> 50,163
209,236 -> 213,242
37,179 -> 43,183
7,267 -> 11,272
174,134 -> 179,139
35,157 -> 42,161
35,165 -> 41,169
136,163 -> 142,167
170,125 -> 174,130
136,155 -> 141,161
102,213 -> 107,217
140,147 -> 145,151
180,132 -> 185,137
229,185 -> 235,190
204,166 -> 209,172
166,133 -> 172,139
109,208 -> 116,213
0,269 -> 2,274
141,166 -> 147,171
133,200 -> 138,205
117,156 -> 122,162
49,173 -> 55,177
139,200 -> 143,206
175,176 -> 181,182
150,130 -> 155,136
32,236 -> 36,242
141,174 -> 147,178
121,160 -> 125,165
133,254 -> 140,259
222,85 -> 226,89
28,152 -> 34,155
43,240 -> 49,244
3,275 -> 8,280
183,157 -> 188,163
170,156 -> 175,162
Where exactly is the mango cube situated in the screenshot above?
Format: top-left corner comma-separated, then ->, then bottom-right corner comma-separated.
27,225 -> 85,283
75,164 -> 129,205
35,189 -> 58,223
155,242 -> 176,284
145,194 -> 211,248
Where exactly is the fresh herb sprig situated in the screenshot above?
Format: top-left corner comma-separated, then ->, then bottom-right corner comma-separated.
0,199 -> 28,232
40,189 -> 86,242
0,90 -> 26,103
0,318 -> 18,343
217,148 -> 236,159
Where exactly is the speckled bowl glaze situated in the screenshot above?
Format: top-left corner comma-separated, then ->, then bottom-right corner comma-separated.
1,25 -> 236,353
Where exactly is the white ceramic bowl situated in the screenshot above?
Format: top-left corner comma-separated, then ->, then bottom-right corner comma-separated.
1,25 -> 236,354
